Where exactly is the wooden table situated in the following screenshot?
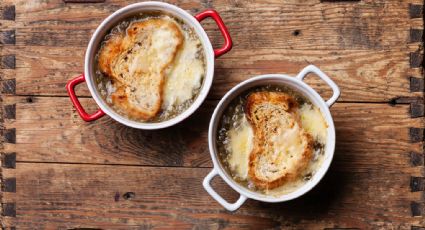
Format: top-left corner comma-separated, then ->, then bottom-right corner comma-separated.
0,0 -> 424,228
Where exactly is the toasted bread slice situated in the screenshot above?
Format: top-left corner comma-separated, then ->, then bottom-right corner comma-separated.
98,18 -> 183,120
245,92 -> 313,190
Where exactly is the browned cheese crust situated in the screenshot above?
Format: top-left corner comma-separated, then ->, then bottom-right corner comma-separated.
98,18 -> 184,120
245,92 -> 313,190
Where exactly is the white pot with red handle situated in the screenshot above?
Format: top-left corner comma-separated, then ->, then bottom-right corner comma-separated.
66,1 -> 232,129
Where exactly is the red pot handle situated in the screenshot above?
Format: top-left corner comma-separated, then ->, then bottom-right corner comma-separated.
66,74 -> 105,122
195,9 -> 232,58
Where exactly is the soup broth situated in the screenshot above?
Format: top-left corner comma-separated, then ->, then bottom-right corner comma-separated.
95,11 -> 206,122
216,85 -> 328,196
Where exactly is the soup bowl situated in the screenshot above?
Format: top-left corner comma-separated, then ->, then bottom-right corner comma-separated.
203,65 -> 340,211
66,1 -> 232,129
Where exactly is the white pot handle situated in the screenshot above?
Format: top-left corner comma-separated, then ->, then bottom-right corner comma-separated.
203,168 -> 247,211
295,65 -> 340,107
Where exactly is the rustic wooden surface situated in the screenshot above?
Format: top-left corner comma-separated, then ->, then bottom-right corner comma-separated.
1,0 -> 424,229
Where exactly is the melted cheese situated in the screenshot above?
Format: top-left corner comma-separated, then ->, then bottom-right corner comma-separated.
217,92 -> 329,196
300,104 -> 328,144
226,116 -> 254,180
265,119 -> 305,176
266,143 -> 325,197
162,28 -> 204,111
253,109 -> 308,181
128,24 -> 179,75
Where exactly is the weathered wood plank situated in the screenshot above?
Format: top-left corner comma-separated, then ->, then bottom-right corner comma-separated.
0,0 -> 422,101
0,0 -> 423,228
0,1 -> 416,50
213,49 -> 422,102
1,45 -> 422,101
9,162 -> 422,228
2,96 -> 424,171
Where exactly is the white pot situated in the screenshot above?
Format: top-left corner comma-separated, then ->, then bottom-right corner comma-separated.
203,65 -> 340,211
66,1 -> 232,129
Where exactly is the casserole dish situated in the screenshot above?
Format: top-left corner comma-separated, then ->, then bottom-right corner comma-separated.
203,65 -> 340,211
66,1 -> 232,129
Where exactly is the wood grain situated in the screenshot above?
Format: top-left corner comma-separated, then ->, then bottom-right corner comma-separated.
0,0 -> 423,228
0,45 -> 422,101
2,96 -> 423,171
0,0 -> 422,102
0,1 -> 416,50
5,162 -> 421,229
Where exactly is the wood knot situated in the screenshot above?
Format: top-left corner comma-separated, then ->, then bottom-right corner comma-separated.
123,192 -> 135,200
292,30 -> 301,36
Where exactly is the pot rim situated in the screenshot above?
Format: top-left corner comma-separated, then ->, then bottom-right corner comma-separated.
84,1 -> 215,129
207,71 -> 337,203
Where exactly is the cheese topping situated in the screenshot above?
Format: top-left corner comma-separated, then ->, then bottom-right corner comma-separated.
224,103 -> 328,185
300,104 -> 328,144
260,117 -> 306,180
226,116 -> 254,180
162,28 -> 205,111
